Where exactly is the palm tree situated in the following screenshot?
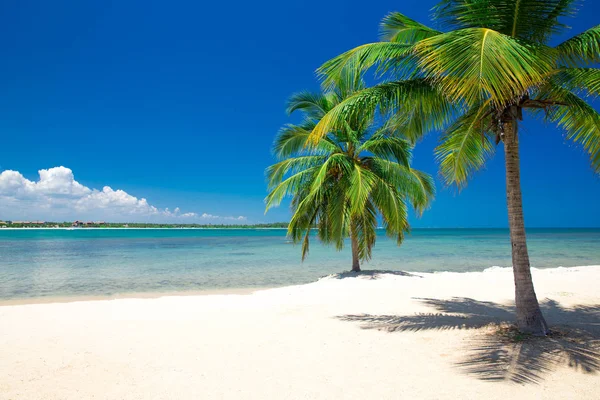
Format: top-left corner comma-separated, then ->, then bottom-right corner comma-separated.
265,76 -> 434,272
308,0 -> 600,335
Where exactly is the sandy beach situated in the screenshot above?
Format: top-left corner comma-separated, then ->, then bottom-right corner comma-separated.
1,265 -> 599,399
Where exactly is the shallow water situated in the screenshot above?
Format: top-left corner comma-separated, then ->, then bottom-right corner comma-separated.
0,228 -> 598,300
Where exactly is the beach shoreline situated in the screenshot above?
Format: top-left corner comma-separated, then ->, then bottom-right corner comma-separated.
0,286 -> 268,307
1,264 -> 598,306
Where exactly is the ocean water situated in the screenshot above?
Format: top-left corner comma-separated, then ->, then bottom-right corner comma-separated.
0,228 -> 598,300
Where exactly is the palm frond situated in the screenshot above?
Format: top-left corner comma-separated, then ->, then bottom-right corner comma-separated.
435,104 -> 496,187
556,24 -> 600,67
381,96 -> 457,144
544,86 -> 600,173
310,153 -> 353,193
287,191 -> 324,261
370,177 -> 409,239
323,185 -> 350,249
415,27 -> 556,107
273,123 -> 339,159
309,79 -> 453,142
266,156 -> 326,188
317,42 -> 415,90
433,0 -> 577,41
348,164 -> 378,214
353,202 -> 378,260
358,135 -> 412,167
264,165 -> 321,210
286,91 -> 332,118
404,169 -> 436,215
380,12 -> 442,43
334,70 -> 367,99
288,186 -> 323,242
370,159 -> 435,214
551,68 -> 600,97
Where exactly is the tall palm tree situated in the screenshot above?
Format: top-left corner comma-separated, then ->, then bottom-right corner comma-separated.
308,0 -> 600,335
265,76 -> 434,272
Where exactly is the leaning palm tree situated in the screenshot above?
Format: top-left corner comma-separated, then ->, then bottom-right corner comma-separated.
309,0 -> 600,335
265,76 -> 434,272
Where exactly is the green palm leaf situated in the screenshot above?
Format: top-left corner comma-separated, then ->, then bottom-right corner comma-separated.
324,186 -> 350,249
310,79 -> 453,142
265,165 -> 321,210
352,201 -> 378,260
551,68 -> 600,97
317,42 -> 415,90
266,156 -> 325,187
286,91 -> 332,118
433,0 -> 577,41
370,177 -> 409,242
310,153 -> 353,192
348,164 -> 378,214
273,124 -> 339,158
370,159 -> 435,214
545,87 -> 600,173
358,134 -> 412,167
556,24 -> 600,67
415,28 -> 555,106
435,103 -> 496,187
380,12 -> 442,43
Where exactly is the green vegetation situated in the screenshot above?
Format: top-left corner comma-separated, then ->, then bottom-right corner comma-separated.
265,73 -> 434,272
0,221 -> 289,229
303,0 -> 600,335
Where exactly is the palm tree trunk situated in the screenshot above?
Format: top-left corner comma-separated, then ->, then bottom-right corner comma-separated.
351,232 -> 361,272
503,115 -> 548,336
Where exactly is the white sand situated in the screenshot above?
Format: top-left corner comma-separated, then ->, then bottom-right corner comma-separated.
1,266 -> 599,399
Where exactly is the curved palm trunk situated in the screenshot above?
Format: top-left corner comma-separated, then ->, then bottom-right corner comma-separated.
503,116 -> 548,336
351,233 -> 361,272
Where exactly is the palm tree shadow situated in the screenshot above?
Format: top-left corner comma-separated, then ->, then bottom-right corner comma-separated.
336,298 -> 600,384
324,270 -> 422,280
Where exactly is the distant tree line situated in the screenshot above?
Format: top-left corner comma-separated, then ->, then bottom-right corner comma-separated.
0,221 -> 290,229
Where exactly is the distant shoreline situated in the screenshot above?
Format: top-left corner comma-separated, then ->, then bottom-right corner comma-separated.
0,227 -> 291,230
1,226 -> 599,230
0,226 -> 290,231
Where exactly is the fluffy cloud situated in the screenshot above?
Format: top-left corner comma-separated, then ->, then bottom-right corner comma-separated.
200,213 -> 246,221
0,166 -> 247,223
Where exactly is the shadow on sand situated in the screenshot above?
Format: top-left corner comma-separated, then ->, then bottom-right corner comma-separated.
324,270 -> 422,280
336,298 -> 600,384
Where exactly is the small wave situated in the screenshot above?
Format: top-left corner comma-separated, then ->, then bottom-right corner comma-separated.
482,266 -> 512,273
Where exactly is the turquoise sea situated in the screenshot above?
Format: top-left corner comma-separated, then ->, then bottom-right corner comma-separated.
0,228 -> 599,300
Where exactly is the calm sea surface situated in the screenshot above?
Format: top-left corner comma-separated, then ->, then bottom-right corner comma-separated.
0,228 -> 599,300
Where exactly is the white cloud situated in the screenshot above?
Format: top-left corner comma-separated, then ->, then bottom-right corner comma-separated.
0,166 -> 246,223
199,213 -> 247,221
225,216 -> 247,221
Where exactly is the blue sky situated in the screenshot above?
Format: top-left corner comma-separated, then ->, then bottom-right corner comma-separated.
0,0 -> 599,226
